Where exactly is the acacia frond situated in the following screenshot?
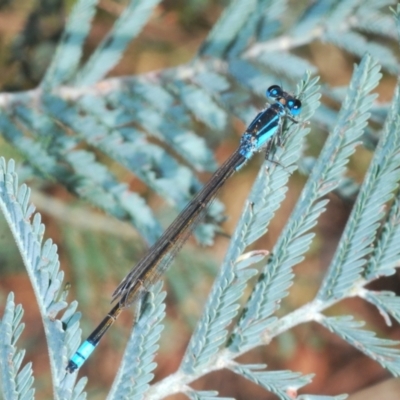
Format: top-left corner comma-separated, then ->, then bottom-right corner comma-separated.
232,55 -> 380,350
0,293 -> 34,400
109,282 -> 165,400
318,69 -> 400,300
320,315 -> 400,376
0,158 -> 86,397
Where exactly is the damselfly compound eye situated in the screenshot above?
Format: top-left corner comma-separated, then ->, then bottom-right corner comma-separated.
287,98 -> 302,115
266,85 -> 283,99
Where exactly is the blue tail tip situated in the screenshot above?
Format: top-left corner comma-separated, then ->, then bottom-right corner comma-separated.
66,360 -> 78,373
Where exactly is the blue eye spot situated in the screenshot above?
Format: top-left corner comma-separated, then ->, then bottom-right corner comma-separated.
287,98 -> 302,116
266,85 -> 282,99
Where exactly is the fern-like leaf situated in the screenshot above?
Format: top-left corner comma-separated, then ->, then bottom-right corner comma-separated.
361,290 -> 400,327
75,0 -> 162,86
319,315 -> 400,376
4,103 -> 163,245
115,86 -> 217,172
185,390 -> 234,400
42,92 -> 222,245
318,71 -> 400,300
0,158 -> 86,397
174,82 -> 227,131
363,83 -> 400,281
323,31 -> 399,75
0,293 -> 34,400
364,192 -> 400,280
199,0 -> 258,57
231,363 -> 313,400
108,281 -> 165,400
180,250 -> 264,373
232,54 -> 380,350
42,0 -> 98,88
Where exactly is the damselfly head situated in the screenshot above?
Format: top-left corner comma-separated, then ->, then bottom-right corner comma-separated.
267,84 -> 302,116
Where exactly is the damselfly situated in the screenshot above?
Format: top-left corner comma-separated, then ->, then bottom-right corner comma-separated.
66,85 -> 301,373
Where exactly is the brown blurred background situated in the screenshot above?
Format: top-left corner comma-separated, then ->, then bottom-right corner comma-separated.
0,1 -> 399,399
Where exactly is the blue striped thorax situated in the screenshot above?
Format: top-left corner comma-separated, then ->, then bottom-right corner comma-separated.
238,85 -> 301,163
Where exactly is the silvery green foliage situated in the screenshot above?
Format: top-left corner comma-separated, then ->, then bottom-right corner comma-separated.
0,158 -> 87,400
185,390 -> 234,400
108,282 -> 166,400
317,68 -> 400,300
0,1 -> 400,400
230,54 -> 381,351
231,364 -> 313,400
0,293 -> 34,400
319,315 -> 400,375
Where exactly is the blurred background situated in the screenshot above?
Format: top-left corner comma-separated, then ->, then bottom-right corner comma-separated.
0,0 -> 399,399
